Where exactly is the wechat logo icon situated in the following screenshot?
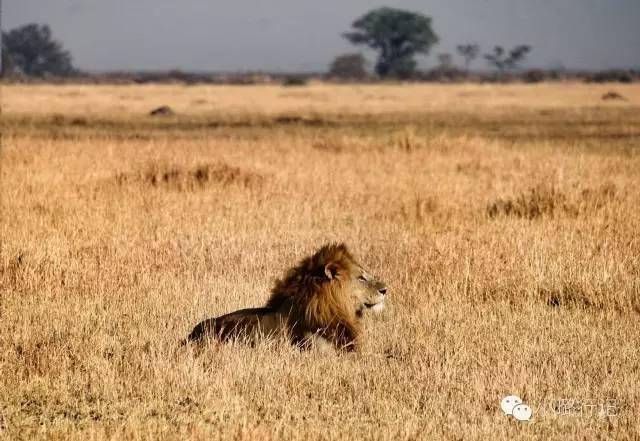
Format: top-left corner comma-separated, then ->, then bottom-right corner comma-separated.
501,395 -> 533,422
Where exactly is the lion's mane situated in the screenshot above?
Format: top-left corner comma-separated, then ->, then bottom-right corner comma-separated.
265,243 -> 362,350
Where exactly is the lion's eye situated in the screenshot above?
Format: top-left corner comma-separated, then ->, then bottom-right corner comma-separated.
357,275 -> 367,282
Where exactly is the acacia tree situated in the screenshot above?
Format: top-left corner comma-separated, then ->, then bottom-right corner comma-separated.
484,45 -> 531,73
2,23 -> 75,77
456,43 -> 480,71
343,7 -> 438,79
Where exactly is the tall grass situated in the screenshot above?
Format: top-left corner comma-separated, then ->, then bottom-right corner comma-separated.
1,83 -> 639,440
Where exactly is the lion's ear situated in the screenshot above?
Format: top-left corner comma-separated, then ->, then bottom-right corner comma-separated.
324,262 -> 339,280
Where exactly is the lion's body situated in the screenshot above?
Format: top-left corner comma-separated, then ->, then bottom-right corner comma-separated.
185,307 -> 286,345
184,243 -> 386,351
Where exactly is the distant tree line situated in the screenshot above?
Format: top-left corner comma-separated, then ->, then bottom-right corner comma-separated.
2,13 -> 638,84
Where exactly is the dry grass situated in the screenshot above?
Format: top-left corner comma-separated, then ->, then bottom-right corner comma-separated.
1,83 -> 639,440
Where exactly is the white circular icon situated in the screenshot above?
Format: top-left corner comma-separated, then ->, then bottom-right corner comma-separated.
512,403 -> 533,421
500,395 -> 522,415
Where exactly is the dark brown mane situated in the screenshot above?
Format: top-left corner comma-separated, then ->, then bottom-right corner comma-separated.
266,243 -> 356,310
265,243 -> 361,350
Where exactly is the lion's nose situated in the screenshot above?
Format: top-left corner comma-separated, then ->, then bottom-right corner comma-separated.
378,288 -> 387,295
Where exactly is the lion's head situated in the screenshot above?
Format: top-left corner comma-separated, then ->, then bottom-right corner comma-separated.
266,243 -> 387,351
268,243 -> 387,317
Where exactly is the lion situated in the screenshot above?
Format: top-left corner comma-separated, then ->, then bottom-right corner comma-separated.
184,243 -> 387,351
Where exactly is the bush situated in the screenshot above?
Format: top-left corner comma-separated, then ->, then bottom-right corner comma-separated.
523,69 -> 547,83
282,76 -> 308,86
328,53 -> 369,80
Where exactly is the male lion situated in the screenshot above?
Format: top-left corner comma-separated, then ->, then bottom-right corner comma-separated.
184,243 -> 387,351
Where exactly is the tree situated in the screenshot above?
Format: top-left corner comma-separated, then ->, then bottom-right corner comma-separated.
343,7 -> 438,79
437,53 -> 453,70
328,53 -> 369,79
484,45 -> 531,73
2,23 -> 75,77
456,44 -> 480,70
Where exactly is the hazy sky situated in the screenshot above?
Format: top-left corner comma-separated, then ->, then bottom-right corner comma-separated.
5,0 -> 640,72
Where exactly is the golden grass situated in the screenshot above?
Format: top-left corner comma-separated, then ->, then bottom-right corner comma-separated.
1,83 -> 639,440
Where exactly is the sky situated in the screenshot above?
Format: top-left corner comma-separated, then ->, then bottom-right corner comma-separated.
4,0 -> 640,72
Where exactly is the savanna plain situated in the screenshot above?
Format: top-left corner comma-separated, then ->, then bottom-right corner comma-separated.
1,83 -> 639,440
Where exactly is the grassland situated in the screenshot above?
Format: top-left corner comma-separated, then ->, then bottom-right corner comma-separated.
1,83 -> 639,440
